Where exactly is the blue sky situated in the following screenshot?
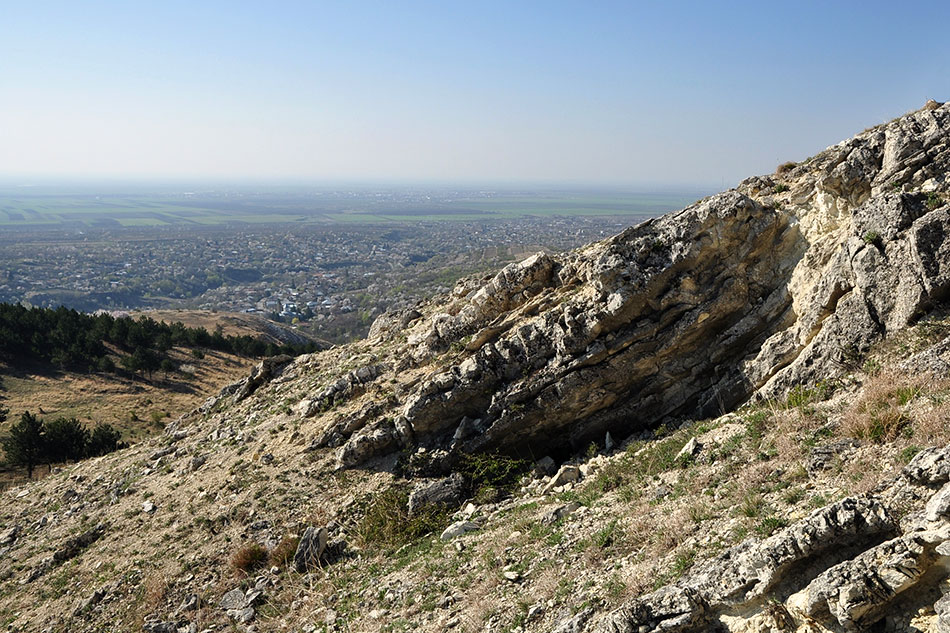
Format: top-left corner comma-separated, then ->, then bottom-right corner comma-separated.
1,1 -> 948,187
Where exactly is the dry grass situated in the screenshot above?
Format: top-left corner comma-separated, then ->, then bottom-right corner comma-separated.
142,574 -> 169,611
775,161 -> 797,175
269,535 -> 301,568
842,371 -> 939,443
230,543 -> 269,576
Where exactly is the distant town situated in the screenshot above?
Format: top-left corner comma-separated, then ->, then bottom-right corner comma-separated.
0,215 -> 656,343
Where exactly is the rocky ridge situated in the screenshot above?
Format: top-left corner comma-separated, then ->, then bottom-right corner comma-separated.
1,102 -> 950,633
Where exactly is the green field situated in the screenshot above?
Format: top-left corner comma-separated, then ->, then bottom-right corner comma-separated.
0,186 -> 707,229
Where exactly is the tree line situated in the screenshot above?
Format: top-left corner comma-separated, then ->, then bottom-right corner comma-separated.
0,303 -> 321,378
0,407 -> 125,478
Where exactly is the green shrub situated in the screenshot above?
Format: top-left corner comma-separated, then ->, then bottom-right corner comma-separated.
355,486 -> 448,549
862,231 -> 882,246
458,452 -> 530,498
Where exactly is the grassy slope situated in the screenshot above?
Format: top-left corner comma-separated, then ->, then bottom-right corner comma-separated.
0,310 -> 319,488
0,309 -> 948,632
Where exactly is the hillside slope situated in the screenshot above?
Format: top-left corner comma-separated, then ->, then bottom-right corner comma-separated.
1,102 -> 950,633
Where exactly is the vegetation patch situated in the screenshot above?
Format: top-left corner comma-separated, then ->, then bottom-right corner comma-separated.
230,543 -> 269,576
354,486 -> 449,550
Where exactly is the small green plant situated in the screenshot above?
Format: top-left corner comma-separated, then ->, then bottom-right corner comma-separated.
755,516 -> 788,537
355,486 -> 448,549
862,231 -> 882,247
591,520 -> 623,549
782,487 -> 806,505
862,358 -> 882,376
773,183 -> 790,193
671,549 -> 695,577
926,192 -> 945,210
738,492 -> 765,518
785,381 -> 833,410
458,452 -> 530,499
901,445 -> 923,464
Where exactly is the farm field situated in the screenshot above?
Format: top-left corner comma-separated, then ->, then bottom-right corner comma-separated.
0,184 -> 705,228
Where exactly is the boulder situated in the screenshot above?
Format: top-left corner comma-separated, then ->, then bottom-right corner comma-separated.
293,526 -> 328,573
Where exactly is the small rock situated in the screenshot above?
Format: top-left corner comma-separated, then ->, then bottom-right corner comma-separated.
142,500 -> 157,513
542,465 -> 581,494
676,437 -> 702,461
219,588 -> 246,610
605,432 -> 616,452
227,606 -> 255,623
408,473 -> 466,515
73,587 -> 106,617
293,526 -> 328,573
368,609 -> 389,619
534,456 -> 557,477
143,622 -> 178,633
503,570 -> 521,582
0,526 -> 18,545
541,502 -> 581,525
188,455 -> 207,472
178,594 -> 199,612
440,520 -> 480,541
244,588 -> 264,607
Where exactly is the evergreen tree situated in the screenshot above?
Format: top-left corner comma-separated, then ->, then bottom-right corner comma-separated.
44,417 -> 90,465
87,423 -> 126,457
1,411 -> 44,478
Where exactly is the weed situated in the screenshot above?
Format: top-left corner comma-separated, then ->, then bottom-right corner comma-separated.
900,445 -> 923,464
738,492 -> 765,518
672,549 -> 695,577
926,192 -> 945,210
231,543 -> 269,576
782,487 -> 806,505
591,520 -> 623,549
862,231 -> 882,247
754,516 -> 788,537
355,486 -> 448,549
773,183 -> 790,193
269,535 -> 300,568
458,452 -> 530,500
775,161 -> 797,174
785,382 -> 832,410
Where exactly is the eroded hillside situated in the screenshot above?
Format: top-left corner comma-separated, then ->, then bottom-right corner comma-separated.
2,101 -> 950,633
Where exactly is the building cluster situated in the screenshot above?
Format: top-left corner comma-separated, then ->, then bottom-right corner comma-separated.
0,216 -> 642,342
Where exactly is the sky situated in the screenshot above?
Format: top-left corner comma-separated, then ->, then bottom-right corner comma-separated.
1,1 -> 948,189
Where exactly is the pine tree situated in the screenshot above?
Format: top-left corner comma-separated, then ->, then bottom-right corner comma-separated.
1,411 -> 44,478
44,417 -> 90,465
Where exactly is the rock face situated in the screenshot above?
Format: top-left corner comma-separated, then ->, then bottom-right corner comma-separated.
598,445 -> 950,633
331,102 -> 950,468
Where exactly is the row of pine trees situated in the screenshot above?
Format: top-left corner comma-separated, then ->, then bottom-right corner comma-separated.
0,408 -> 125,479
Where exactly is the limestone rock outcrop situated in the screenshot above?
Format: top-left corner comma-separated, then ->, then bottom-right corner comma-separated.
598,445 -> 950,633
333,102 -> 950,468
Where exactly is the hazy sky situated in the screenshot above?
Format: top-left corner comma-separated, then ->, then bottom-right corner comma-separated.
2,1 -> 948,188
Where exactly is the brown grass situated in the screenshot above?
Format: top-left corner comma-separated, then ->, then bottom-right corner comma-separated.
142,574 -> 168,611
230,543 -> 269,576
843,372 -> 928,442
775,161 -> 797,175
269,535 -> 300,568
